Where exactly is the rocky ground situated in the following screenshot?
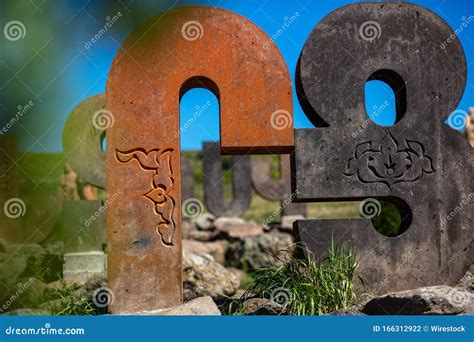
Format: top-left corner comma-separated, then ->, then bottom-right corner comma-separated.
0,215 -> 472,316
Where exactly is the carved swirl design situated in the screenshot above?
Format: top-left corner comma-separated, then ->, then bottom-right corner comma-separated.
344,133 -> 435,189
116,148 -> 176,246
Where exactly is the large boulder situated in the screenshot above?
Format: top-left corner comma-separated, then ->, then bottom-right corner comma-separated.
183,249 -> 239,301
226,232 -> 294,270
362,285 -> 473,315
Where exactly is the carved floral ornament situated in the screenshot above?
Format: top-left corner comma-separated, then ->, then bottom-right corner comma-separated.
344,132 -> 435,189
115,148 -> 176,246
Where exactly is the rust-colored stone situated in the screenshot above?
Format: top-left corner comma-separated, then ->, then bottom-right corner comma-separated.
106,6 -> 293,313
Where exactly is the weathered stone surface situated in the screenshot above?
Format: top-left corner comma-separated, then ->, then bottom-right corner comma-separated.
214,217 -> 264,239
226,232 -> 294,269
251,155 -> 306,216
129,296 -> 221,316
467,108 -> 473,147
106,6 -> 293,313
294,2 -> 472,293
183,239 -> 228,264
193,212 -> 215,231
183,249 -> 239,301
362,285 -> 473,315
62,94 -> 106,189
242,298 -> 284,315
456,265 -> 474,293
63,252 -> 106,284
203,142 -> 251,217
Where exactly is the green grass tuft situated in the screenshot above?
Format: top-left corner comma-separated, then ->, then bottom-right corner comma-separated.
242,243 -> 358,315
49,280 -> 96,316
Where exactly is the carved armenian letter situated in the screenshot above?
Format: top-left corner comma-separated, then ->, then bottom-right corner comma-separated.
293,3 -> 472,293
106,6 -> 293,313
203,141 -> 251,217
251,154 -> 306,216
63,94 -> 106,189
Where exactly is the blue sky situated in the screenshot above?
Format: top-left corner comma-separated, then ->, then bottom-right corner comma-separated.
6,0 -> 474,152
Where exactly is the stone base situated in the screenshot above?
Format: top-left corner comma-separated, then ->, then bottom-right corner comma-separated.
121,296 -> 221,316
63,251 -> 106,284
